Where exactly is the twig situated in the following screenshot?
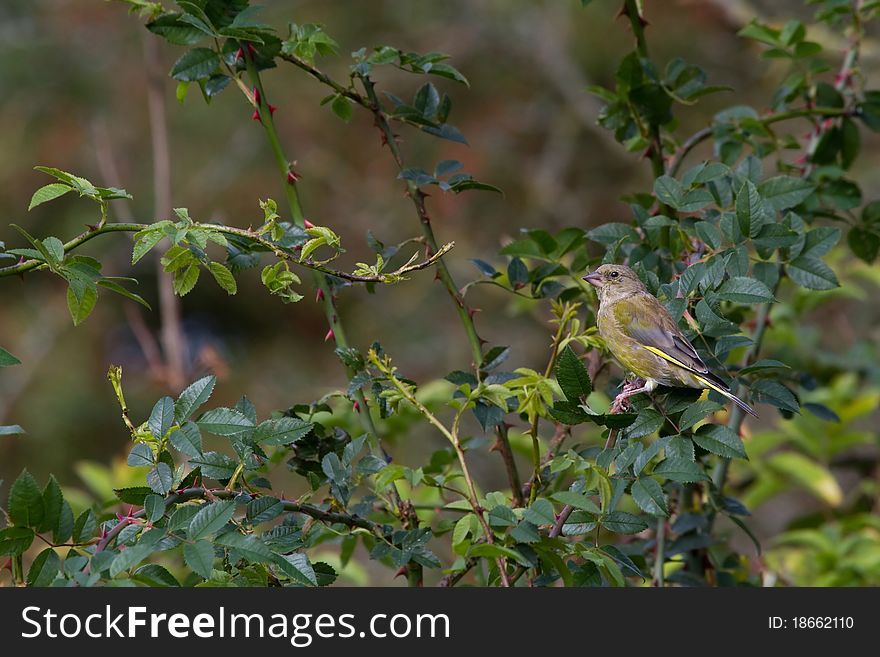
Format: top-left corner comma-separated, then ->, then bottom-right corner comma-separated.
549,504 -> 573,538
0,221 -> 452,284
492,425 -> 524,507
652,517 -> 665,587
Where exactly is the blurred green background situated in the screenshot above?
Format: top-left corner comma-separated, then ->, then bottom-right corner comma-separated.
2,0 -> 879,585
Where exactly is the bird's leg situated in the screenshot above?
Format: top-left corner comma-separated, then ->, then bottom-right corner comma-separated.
610,378 -> 655,413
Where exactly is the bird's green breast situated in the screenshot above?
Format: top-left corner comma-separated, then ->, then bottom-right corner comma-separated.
597,298 -> 697,387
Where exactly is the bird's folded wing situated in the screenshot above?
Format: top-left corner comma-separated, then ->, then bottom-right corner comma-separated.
613,295 -> 712,376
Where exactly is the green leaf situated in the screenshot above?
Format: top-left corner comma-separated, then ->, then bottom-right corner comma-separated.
149,396 -> 175,440
170,47 -> 220,81
802,227 -> 841,258
0,527 -> 35,556
273,553 -> 318,586
555,345 -> 592,402
144,494 -> 166,523
96,279 -> 151,310
247,497 -> 285,525
601,511 -> 648,534
624,408 -> 664,439
133,564 -> 180,587
653,176 -> 682,208
184,540 -> 215,579
758,176 -> 814,210
631,477 -> 668,516
752,380 -> 799,413
786,256 -> 839,290
215,531 -> 274,563
254,417 -> 313,446
147,463 -> 174,495
29,183 -> 72,211
169,422 -> 203,457
735,180 -> 764,238
653,458 -> 708,483
188,500 -> 236,540
693,424 -> 748,459
523,498 -> 556,526
147,12 -> 209,45
467,543 -> 531,567
716,276 -> 774,304
189,452 -> 238,480
127,443 -> 155,467
847,226 -> 880,263
110,543 -> 155,578
175,375 -> 216,422
132,229 -> 165,265
38,475 -> 64,534
27,548 -> 61,586
678,400 -> 723,431
330,94 -> 353,122
9,469 -> 44,528
66,284 -> 97,326
197,407 -> 255,436
173,264 -> 200,296
208,262 -> 237,294
0,347 -> 21,367
551,491 -> 600,514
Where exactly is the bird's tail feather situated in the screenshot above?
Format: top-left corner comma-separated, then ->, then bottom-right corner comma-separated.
693,374 -> 759,419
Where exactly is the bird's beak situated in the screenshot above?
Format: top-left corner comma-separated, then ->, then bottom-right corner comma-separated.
583,271 -> 602,287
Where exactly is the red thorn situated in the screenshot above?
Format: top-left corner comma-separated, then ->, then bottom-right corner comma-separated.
252,109 -> 261,122
393,566 -> 408,579
324,329 -> 335,342
268,103 -> 277,116
287,170 -> 300,184
353,401 -> 361,413
235,47 -> 244,61
247,43 -> 258,56
478,337 -> 489,346
316,288 -> 325,303
303,219 -> 316,229
253,87 -> 261,105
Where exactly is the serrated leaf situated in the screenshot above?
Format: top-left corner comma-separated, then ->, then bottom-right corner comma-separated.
185,540 -> 215,579
758,176 -> 814,210
188,500 -> 236,540
653,458 -> 708,483
0,527 -> 35,556
127,443 -> 155,467
29,183 -> 72,211
273,553 -> 318,586
132,230 -> 165,265
147,463 -> 174,495
170,47 -> 220,82
215,531 -> 274,563
555,345 -> 592,402
169,421 -> 203,457
208,261 -> 237,294
551,491 -> 600,514
144,494 -> 166,523
26,548 -> 61,586
189,452 -> 238,480
736,180 -> 764,238
66,284 -> 97,326
132,564 -> 180,587
786,256 -> 839,290
197,407 -> 255,436
148,396 -> 175,440
601,511 -> 648,534
693,424 -> 748,459
254,417 -> 313,446
175,375 -> 216,422
716,276 -> 774,304
631,477 -> 668,516
9,469 -> 44,528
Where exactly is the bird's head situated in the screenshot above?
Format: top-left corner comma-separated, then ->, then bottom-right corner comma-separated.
583,264 -> 646,302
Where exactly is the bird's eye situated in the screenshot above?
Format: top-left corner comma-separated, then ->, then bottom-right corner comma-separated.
610,271 -> 619,279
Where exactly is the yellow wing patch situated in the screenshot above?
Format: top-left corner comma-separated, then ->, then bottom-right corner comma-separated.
642,345 -> 693,371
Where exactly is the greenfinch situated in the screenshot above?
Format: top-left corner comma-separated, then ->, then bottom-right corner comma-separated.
583,264 -> 758,418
